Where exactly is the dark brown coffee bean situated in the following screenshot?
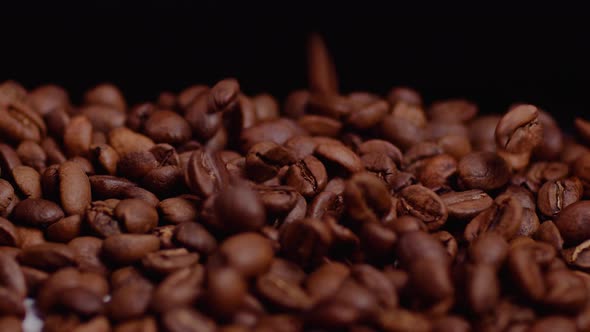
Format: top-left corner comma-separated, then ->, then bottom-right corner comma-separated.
495,104 -> 543,153
42,137 -> 67,165
307,190 -> 344,219
18,242 -> 76,271
415,154 -> 457,191
85,199 -> 121,237
58,160 -> 92,215
507,243 -> 550,301
245,141 -> 297,182
142,248 -> 200,275
441,189 -> 493,220
80,104 -> 126,133
280,218 -> 332,268
12,165 -> 41,198
107,279 -> 153,321
0,253 -> 26,297
0,144 -> 22,180
158,196 -> 199,224
16,140 -> 46,172
150,265 -> 204,314
343,172 -> 392,224
151,225 -> 175,249
429,99 -> 478,123
240,118 -> 305,152
297,114 -> 342,137
380,114 -> 424,151
29,84 -> 70,114
307,33 -> 339,95
315,143 -> 363,176
84,83 -> 126,112
185,149 -> 230,197
103,234 -> 160,265
307,279 -> 378,328
214,183 -> 266,233
464,195 -> 523,242
468,233 -> 509,268
253,93 -> 280,122
68,236 -> 108,275
254,185 -> 299,216
466,263 -> 500,315
64,115 -> 93,157
396,184 -> 447,231
0,179 -> 17,217
555,201 -> 590,246
534,221 -> 564,250
284,156 -> 328,198
58,286 -> 104,316
144,110 -> 192,144
90,144 -> 119,175
108,127 -> 155,156
358,139 -> 402,166
12,198 -> 64,228
89,175 -> 158,206
537,177 -> 583,217
458,152 -> 510,190
161,307 -> 217,332
174,222 -> 217,255
346,99 -> 389,130
387,86 -> 422,106
0,102 -> 46,143
542,269 -> 587,313
205,266 -> 247,317
0,217 -> 19,246
114,199 -> 158,234
351,264 -> 397,308
15,226 -> 44,248
46,214 -> 82,242
116,150 -> 158,181
256,272 -> 312,311
142,166 -> 185,198
217,232 -> 274,277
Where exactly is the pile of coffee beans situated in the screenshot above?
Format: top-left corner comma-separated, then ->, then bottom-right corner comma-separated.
2,34 -> 590,332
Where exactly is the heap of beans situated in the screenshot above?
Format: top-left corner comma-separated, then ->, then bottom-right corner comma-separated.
2,33 -> 590,332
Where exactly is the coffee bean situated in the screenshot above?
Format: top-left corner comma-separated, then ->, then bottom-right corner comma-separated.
144,110 -> 192,144
458,152 -> 510,190
185,149 -> 230,197
161,307 -> 217,332
534,221 -> 564,250
0,217 -> 19,246
529,316 -> 577,332
396,184 -> 447,231
0,179 -> 17,217
465,195 -> 523,242
429,99 -> 478,123
150,265 -> 203,313
46,214 -> 82,242
108,127 -> 155,156
12,198 -> 64,228
347,99 -> 389,130
0,253 -> 26,297
107,279 -> 153,321
58,286 -> 104,316
555,201 -> 590,246
113,317 -> 157,332
174,222 -> 217,255
12,165 -> 42,198
142,248 -> 200,275
217,232 -> 274,277
256,272 -> 312,311
16,226 -> 45,248
253,93 -> 280,122
16,140 -> 46,172
214,183 -> 266,233
18,242 -> 76,271
245,141 -> 296,182
103,234 -> 160,265
203,267 -> 246,318
307,33 -> 339,95
84,83 -> 126,112
315,143 -> 363,176
343,172 -> 392,224
280,218 -> 332,268
64,115 -> 93,157
81,104 -> 126,133
537,177 -> 583,217
440,189 -> 493,220
240,119 -> 304,152
307,190 -> 344,219
285,156 -> 328,198
0,102 -> 46,143
380,114 -> 424,151
495,104 -> 543,153
542,269 -> 587,313
114,199 -> 158,234
158,196 -> 199,224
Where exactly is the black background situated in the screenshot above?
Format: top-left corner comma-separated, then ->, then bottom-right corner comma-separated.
1,1 -> 589,128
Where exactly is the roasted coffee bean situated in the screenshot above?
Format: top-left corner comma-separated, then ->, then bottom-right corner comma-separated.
107,279 -> 153,321
12,165 -> 42,198
144,110 -> 192,144
143,165 -> 184,197
108,127 -> 155,156
555,201 -> 590,246
216,232 -> 274,277
16,140 -> 46,172
240,118 -> 304,152
315,143 -> 363,176
284,156 -> 328,198
89,175 -> 158,206
18,242 -> 76,271
64,115 -> 93,157
142,248 -> 200,275
307,190 -> 344,219
0,217 -> 19,246
12,198 -> 64,228
174,222 -> 217,255
280,218 -> 332,268
150,265 -> 204,313
256,272 -> 312,311
161,307 -> 217,332
343,172 -> 392,224
542,269 -> 587,313
307,33 -> 339,95
214,183 -> 266,233
103,234 -> 160,265
441,189 -> 493,220
185,149 -> 230,197
158,196 -> 199,224
387,86 -> 422,106
114,199 -> 158,234
465,195 -> 523,242
429,99 -> 478,123
30,84 -> 70,115
84,83 -> 126,112
16,226 -> 45,248
495,105 -> 543,153
0,179 -> 17,217
204,266 -> 247,317
85,199 -> 121,237
529,316 -> 577,332
46,214 -> 82,242
358,139 -> 403,166
0,253 -> 26,297
81,104 -> 126,133
537,177 -> 583,217
396,184 -> 447,231
245,141 -> 296,182
0,102 -> 46,143
380,114 -> 424,151
458,151 -> 510,190
534,221 -> 564,250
